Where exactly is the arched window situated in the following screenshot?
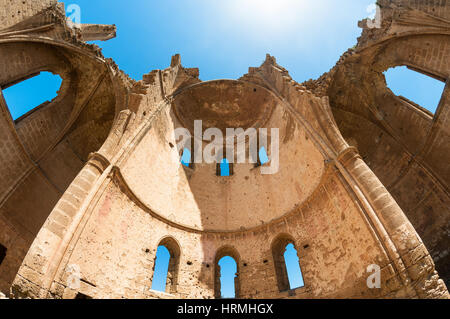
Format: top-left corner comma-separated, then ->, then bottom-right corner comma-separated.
217,158 -> 233,176
151,246 -> 170,292
179,137 -> 195,169
2,71 -> 62,120
384,66 -> 445,114
271,235 -> 305,292
258,147 -> 270,166
214,246 -> 240,299
151,237 -> 181,294
218,256 -> 237,299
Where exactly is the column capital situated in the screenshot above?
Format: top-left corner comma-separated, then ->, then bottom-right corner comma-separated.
336,146 -> 361,166
87,152 -> 110,173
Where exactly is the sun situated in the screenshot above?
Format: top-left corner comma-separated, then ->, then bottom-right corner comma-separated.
222,0 -> 311,35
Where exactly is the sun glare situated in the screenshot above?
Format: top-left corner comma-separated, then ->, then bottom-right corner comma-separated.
223,0 -> 312,34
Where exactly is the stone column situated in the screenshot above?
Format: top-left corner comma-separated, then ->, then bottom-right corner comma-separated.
11,152 -> 111,298
310,95 -> 448,298
337,146 -> 449,298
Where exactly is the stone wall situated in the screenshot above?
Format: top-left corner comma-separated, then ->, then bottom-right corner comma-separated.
0,0 -> 58,30
43,77 -> 391,298
0,2 -> 119,295
311,1 -> 450,287
0,0 -> 448,299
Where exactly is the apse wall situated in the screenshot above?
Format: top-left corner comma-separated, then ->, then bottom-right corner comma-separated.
54,167 -> 394,299
45,81 -> 402,299
121,80 -> 325,231
0,0 -> 58,29
327,32 -> 450,287
5,0 -> 448,300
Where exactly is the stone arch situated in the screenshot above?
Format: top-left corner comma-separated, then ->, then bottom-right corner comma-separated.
371,34 -> 450,80
153,236 -> 181,294
327,32 -> 450,288
214,246 -> 240,299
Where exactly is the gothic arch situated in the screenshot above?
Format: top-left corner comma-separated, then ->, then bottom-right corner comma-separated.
153,236 -> 181,294
214,246 -> 240,299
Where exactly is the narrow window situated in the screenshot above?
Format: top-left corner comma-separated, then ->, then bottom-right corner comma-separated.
256,146 -> 270,167
180,148 -> 192,167
151,246 -> 171,292
214,247 -> 240,299
272,235 -> 305,292
259,147 -> 270,165
217,158 -> 233,176
179,138 -> 195,169
284,243 -> 305,289
151,237 -> 180,294
2,71 -> 62,120
218,256 -> 238,299
384,66 -> 445,114
254,130 -> 269,168
0,244 -> 7,265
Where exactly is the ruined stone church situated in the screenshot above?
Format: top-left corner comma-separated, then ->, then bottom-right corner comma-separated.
0,0 -> 448,299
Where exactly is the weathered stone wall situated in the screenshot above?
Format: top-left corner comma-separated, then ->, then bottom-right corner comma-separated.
0,2 -> 119,295
0,0 -> 448,299
55,168 -> 393,299
33,72 -> 397,299
0,0 -> 57,30
121,81 -> 325,232
310,1 -> 450,287
13,52 -> 446,299
0,213 -> 31,294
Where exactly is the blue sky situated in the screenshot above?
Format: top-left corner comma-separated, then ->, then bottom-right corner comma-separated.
219,256 -> 237,298
151,246 -> 170,293
2,1 -> 444,119
3,72 -> 62,120
385,67 -> 444,114
69,0 -> 375,82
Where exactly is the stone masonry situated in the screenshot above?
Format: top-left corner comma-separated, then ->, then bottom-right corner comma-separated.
0,0 -> 448,299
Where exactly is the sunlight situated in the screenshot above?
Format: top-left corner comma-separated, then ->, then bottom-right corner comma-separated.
223,0 -> 312,34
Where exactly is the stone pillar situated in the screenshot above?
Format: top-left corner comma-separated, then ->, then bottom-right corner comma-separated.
337,147 -> 449,299
11,152 -> 111,298
307,94 -> 448,298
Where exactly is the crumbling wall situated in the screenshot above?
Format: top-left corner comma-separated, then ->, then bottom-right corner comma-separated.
0,2 -> 119,295
310,1 -> 450,287
1,0 -> 449,299
31,71 -> 394,299
0,0 -> 58,30
15,53 -> 446,299
52,169 -> 394,299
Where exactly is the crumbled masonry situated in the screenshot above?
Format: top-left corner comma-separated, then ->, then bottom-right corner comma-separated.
0,0 -> 448,299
